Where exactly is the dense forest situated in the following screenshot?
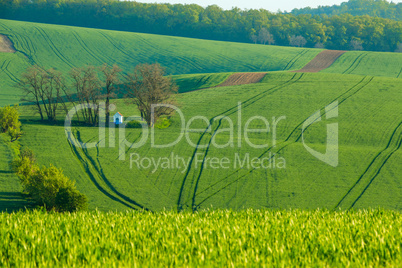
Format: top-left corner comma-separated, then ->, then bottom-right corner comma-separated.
0,0 -> 401,52
291,0 -> 402,21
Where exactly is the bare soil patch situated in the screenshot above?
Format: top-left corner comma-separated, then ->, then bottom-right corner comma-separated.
293,50 -> 345,73
0,34 -> 16,53
217,72 -> 267,87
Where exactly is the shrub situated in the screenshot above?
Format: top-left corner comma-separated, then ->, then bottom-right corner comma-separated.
13,154 -> 88,212
20,147 -> 36,163
155,117 -> 171,129
0,105 -> 22,141
126,120 -> 143,128
26,165 -> 75,208
7,127 -> 22,142
12,156 -> 39,184
55,187 -> 88,212
0,105 -> 21,132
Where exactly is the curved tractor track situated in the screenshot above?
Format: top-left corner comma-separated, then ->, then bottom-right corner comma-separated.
192,76 -> 374,210
334,120 -> 402,210
177,73 -> 305,212
66,130 -> 150,211
293,50 -> 346,73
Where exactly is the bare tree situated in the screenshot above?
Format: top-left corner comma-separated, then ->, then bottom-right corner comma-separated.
250,34 -> 258,44
289,35 -> 307,47
19,65 -> 66,121
395,43 -> 402,53
350,39 -> 363,51
258,28 -> 275,45
70,66 -> 101,126
41,69 -> 66,121
314,42 -> 325,49
100,63 -> 122,123
126,63 -> 178,127
19,66 -> 46,120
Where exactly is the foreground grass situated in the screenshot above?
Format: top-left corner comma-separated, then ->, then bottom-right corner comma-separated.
0,209 -> 400,267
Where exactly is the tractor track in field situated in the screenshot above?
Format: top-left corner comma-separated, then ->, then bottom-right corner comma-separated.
66,130 -> 149,211
177,73 -> 304,212
66,134 -> 137,210
0,21 -> 11,32
284,49 -> 309,71
396,67 -> 402,78
334,120 -> 402,210
135,35 -> 203,72
34,26 -> 74,68
82,138 -> 150,211
72,31 -> 106,65
98,31 -> 138,63
6,31 -> 37,65
342,52 -> 368,74
5,22 -> 38,64
1,59 -> 19,83
212,53 -> 257,71
0,22 -> 37,65
193,76 -> 374,209
293,50 -> 346,73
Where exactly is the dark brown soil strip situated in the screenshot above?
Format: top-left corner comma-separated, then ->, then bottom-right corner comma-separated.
293,50 -> 345,73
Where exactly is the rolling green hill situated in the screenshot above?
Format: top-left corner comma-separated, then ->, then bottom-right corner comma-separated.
1,72 -> 397,212
0,19 -> 401,213
322,51 -> 402,78
0,19 -> 322,106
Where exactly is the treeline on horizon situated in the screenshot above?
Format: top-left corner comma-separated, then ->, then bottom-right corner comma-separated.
291,0 -> 402,21
0,0 -> 401,52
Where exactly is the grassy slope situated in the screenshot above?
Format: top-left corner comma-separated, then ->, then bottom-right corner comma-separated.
0,135 -> 32,212
15,72 -> 401,212
322,50 -> 402,78
0,19 -> 400,212
0,19 -> 321,106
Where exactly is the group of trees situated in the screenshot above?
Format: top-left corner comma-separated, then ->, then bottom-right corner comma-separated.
19,63 -> 178,127
291,0 -> 402,21
0,0 -> 401,52
13,148 -> 88,212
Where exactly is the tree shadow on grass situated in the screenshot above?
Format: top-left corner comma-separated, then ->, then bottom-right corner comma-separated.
0,192 -> 36,213
20,118 -> 98,128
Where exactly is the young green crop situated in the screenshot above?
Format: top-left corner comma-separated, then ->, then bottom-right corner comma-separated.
0,18 -> 321,107
8,72 -> 401,212
322,51 -> 402,78
0,209 -> 400,267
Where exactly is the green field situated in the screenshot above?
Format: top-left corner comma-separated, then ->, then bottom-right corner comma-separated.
0,17 -> 401,267
322,51 -> 402,78
0,209 -> 400,266
0,19 -> 322,106
0,19 -> 400,214
0,71 -> 396,213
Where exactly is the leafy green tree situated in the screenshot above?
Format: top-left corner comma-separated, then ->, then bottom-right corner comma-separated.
0,105 -> 20,132
0,0 -> 401,52
0,105 -> 22,142
13,153 -> 88,212
55,187 -> 88,212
